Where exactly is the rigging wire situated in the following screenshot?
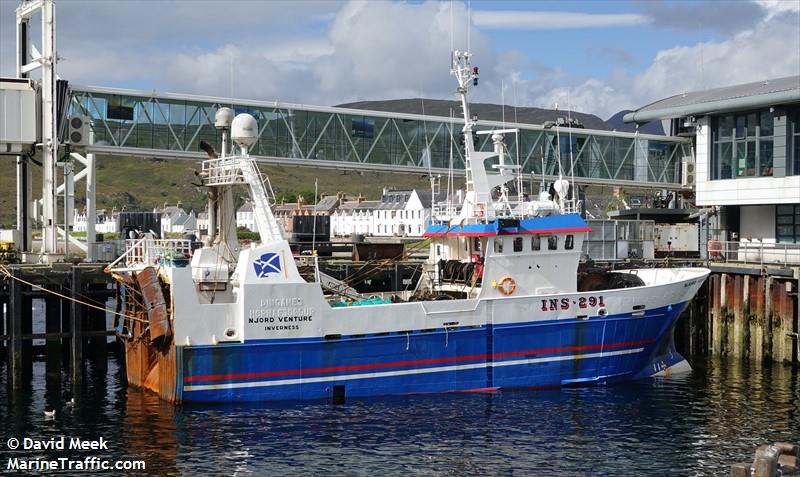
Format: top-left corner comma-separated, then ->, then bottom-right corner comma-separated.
0,264 -> 142,322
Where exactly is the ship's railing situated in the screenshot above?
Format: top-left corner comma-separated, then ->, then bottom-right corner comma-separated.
107,236 -> 194,269
431,201 -> 459,223
201,157 -> 248,186
707,240 -> 800,266
561,198 -> 583,215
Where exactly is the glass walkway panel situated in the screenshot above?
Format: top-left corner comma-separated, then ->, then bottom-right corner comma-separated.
70,86 -> 692,188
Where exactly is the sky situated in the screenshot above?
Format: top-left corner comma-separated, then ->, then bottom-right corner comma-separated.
0,0 -> 798,120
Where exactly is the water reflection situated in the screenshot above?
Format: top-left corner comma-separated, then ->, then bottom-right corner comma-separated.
1,355 -> 799,476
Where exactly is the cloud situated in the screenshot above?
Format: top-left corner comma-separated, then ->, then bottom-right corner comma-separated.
0,0 -> 343,80
755,0 -> 800,20
2,0 -> 797,123
150,1 -> 490,106
587,47 -> 636,66
531,7 -> 800,118
473,11 -> 649,29
637,0 -> 767,34
536,78 -> 631,121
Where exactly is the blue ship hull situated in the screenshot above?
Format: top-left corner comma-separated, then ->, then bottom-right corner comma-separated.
177,302 -> 689,403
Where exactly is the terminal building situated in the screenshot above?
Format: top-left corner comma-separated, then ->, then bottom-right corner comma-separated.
625,76 -> 800,264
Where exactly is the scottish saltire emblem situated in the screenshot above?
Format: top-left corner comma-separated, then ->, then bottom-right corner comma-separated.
253,252 -> 281,278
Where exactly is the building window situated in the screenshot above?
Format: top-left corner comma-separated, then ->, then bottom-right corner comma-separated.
776,205 -> 800,243
513,237 -> 523,252
711,110 -> 773,180
565,234 -> 574,250
791,107 -> 800,176
531,235 -> 541,251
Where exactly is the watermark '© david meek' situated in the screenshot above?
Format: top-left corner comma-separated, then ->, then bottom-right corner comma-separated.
7,436 -> 108,450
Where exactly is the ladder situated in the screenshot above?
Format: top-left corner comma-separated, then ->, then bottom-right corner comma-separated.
239,157 -> 284,242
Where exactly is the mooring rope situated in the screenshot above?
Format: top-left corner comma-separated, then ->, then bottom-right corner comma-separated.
0,264 -> 144,323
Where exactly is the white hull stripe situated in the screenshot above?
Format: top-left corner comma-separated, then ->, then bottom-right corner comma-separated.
184,347 -> 644,392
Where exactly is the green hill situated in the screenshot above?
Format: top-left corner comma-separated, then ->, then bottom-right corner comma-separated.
0,155 -> 432,227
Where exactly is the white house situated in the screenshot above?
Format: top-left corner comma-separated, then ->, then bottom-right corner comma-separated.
331,189 -> 442,238
372,189 -> 429,237
157,203 -> 197,236
331,196 -> 379,237
73,208 -> 117,234
196,211 -> 209,235
236,202 -> 255,231
624,75 -> 800,263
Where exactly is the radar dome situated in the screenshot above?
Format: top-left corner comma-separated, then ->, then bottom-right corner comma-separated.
231,113 -> 258,148
215,107 -> 234,130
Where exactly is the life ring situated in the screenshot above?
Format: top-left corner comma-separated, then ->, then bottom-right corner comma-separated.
498,276 -> 516,296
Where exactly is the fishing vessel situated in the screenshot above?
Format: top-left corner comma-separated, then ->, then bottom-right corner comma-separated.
107,51 -> 709,403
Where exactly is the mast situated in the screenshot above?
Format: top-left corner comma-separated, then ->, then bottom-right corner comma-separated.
451,51 -> 477,196
451,51 -> 523,222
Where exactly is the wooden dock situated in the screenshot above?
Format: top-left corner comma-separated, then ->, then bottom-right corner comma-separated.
0,263 -> 117,390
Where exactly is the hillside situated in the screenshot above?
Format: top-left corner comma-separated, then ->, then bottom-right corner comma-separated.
0,156 -> 431,227
606,110 -> 665,135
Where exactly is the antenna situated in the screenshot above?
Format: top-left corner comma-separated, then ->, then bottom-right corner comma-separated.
312,178 -> 318,255
467,0 -> 471,52
449,0 -> 454,54
421,83 -> 432,177
501,79 -> 506,129
567,90 -> 576,207
540,146 -> 546,192
448,109 -> 454,214
513,81 -> 522,202
229,51 -> 234,108
554,103 -> 563,179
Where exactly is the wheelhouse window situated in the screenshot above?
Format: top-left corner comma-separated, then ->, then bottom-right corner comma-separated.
531,235 -> 541,251
546,235 -> 558,250
711,110 -> 774,180
513,236 -> 523,252
494,238 -> 503,254
565,234 -> 574,250
776,205 -> 800,243
473,237 -> 482,252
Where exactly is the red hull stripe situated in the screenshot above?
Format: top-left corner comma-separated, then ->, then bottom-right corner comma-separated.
184,338 -> 654,383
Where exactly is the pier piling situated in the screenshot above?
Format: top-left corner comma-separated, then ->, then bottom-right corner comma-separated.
45,295 -> 62,375
8,268 -> 23,389
70,266 -> 84,383
1,264 -> 117,393
703,265 -> 799,364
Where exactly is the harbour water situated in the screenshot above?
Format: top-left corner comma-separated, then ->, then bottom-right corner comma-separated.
1,354 -> 799,476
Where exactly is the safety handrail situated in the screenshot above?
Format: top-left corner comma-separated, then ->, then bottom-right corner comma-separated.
707,240 -> 800,266
105,234 -> 150,271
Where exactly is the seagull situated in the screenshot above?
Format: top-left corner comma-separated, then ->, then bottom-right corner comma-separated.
44,410 -> 56,419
